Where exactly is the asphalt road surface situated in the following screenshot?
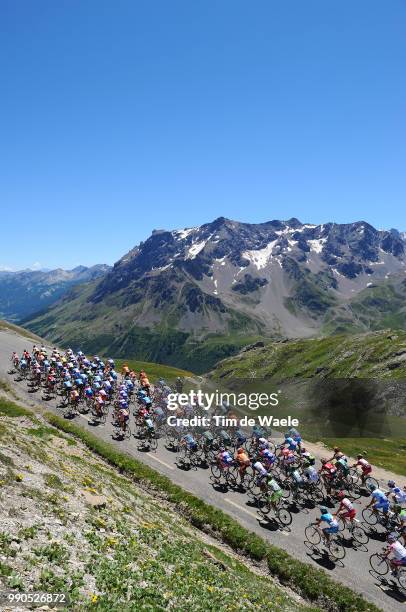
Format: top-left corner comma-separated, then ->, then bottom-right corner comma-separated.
0,328 -> 405,611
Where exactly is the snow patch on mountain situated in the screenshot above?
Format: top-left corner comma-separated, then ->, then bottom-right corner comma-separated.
174,227 -> 197,240
308,238 -> 327,253
187,240 -> 207,259
243,240 -> 279,270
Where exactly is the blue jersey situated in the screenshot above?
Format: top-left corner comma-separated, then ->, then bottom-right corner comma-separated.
320,512 -> 338,527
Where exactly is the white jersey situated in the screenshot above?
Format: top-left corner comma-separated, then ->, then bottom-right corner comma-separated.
394,491 -> 406,507
304,467 -> 318,483
341,498 -> 354,511
253,461 -> 267,477
390,541 -> 406,560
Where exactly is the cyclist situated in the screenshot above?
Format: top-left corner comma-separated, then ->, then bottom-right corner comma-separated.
315,506 -> 339,543
289,466 -> 305,496
181,433 -> 198,452
70,388 -> 80,409
386,479 -> 396,498
265,475 -> 284,510
319,459 -> 337,494
235,447 -> 250,480
352,454 -> 372,484
217,448 -> 233,471
303,458 -> 319,483
117,406 -> 130,433
383,533 -> 406,576
175,376 -> 183,393
280,448 -> 296,474
335,491 -> 356,523
391,486 -> 406,509
252,459 -> 269,488
94,395 -> 105,419
259,446 -> 277,469
283,433 -> 298,452
234,429 -> 247,447
365,483 -> 389,518
300,447 -> 314,462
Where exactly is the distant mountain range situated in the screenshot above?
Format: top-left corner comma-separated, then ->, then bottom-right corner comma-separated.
0,265 -> 110,321
23,217 -> 406,372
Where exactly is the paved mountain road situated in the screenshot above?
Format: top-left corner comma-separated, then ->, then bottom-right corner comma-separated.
0,328 -> 404,611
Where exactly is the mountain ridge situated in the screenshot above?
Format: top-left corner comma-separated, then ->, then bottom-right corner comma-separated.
23,217 -> 406,371
0,265 -> 110,322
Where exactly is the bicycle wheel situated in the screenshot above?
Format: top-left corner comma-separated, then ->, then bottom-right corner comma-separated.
362,508 -> 378,525
398,568 -> 406,591
369,553 -> 389,576
267,441 -> 276,454
328,540 -> 346,561
337,517 -> 346,532
277,507 -> 292,527
226,469 -> 238,488
211,464 -> 222,479
305,525 -> 321,545
247,481 -> 262,499
346,485 -> 362,501
352,524 -> 369,545
364,476 -> 379,490
260,499 -> 271,516
149,436 -> 158,452
280,481 -> 291,499
348,468 -> 361,487
310,482 -> 324,503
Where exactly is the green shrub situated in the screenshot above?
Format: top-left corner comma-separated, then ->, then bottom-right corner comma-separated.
0,398 -> 32,417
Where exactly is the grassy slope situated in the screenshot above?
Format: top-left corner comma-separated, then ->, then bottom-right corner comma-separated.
0,319 -> 42,342
0,398 -> 307,611
114,359 -> 193,382
211,330 -> 406,476
211,329 -> 406,380
23,279 -> 266,373
0,397 -> 378,610
323,281 -> 406,335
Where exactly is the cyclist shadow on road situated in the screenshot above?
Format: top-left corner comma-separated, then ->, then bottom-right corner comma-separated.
41,393 -> 54,401
369,572 -> 406,604
363,526 -> 389,544
209,476 -> 229,494
339,535 -> 368,554
287,500 -> 311,515
257,515 -> 292,535
304,541 -> 345,570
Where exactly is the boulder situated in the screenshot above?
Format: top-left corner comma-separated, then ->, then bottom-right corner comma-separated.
82,490 -> 107,509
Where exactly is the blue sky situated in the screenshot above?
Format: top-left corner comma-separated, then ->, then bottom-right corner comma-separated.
1,1 -> 405,270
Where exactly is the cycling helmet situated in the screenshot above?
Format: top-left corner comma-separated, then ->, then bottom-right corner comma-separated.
301,447 -> 306,453
388,480 -> 396,488
320,507 -> 328,514
357,454 -> 363,459
368,483 -> 377,491
387,533 -> 397,542
337,491 -> 345,499
237,448 -> 245,454
334,447 -> 340,453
